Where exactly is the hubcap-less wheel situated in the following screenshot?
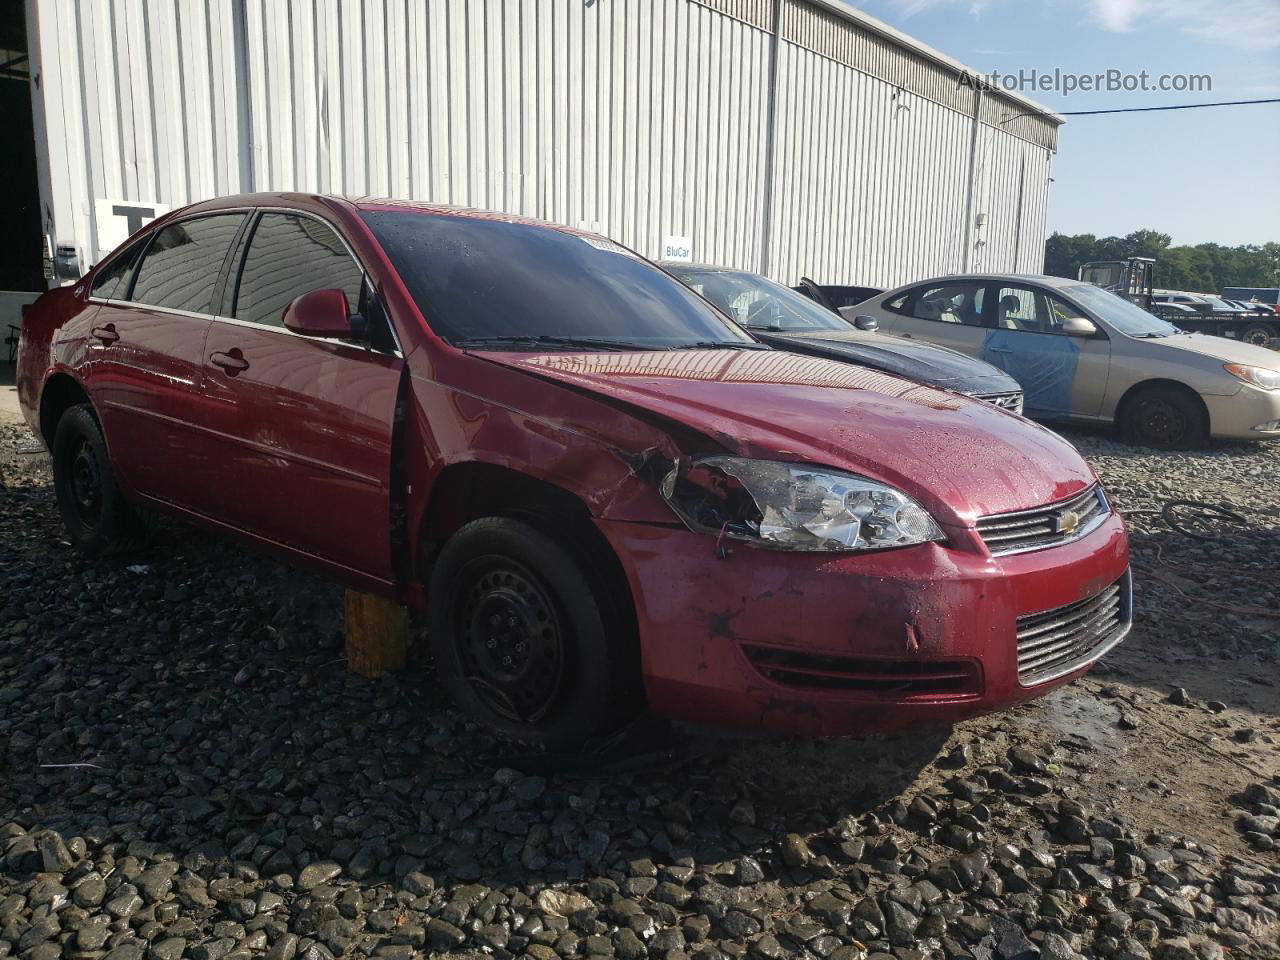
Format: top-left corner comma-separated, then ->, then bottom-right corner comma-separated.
1241,325 -> 1273,348
457,559 -> 565,723
1134,396 -> 1186,445
70,439 -> 103,527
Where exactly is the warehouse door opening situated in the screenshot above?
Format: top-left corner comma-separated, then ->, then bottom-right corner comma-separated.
0,1 -> 44,342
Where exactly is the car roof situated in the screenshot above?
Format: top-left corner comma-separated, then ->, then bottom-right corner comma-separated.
901,273 -> 1083,288
178,192 -> 605,239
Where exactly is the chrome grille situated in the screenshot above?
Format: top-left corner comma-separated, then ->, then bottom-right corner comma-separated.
1016,571 -> 1132,686
979,392 -> 1024,415
976,485 -> 1108,557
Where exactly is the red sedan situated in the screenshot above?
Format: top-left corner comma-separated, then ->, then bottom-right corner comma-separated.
18,194 -> 1131,747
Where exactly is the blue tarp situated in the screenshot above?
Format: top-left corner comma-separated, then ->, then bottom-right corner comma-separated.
981,330 -> 1079,417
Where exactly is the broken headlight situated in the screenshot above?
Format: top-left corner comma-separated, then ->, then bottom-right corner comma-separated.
661,456 -> 945,552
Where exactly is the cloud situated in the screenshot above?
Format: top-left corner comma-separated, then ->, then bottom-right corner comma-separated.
1088,0 -> 1147,32
865,0 -> 1280,49
1089,0 -> 1280,49
865,0 -> 987,17
1166,0 -> 1280,52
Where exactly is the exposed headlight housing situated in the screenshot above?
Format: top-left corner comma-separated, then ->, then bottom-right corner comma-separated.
1225,363 -> 1280,391
661,456 -> 945,552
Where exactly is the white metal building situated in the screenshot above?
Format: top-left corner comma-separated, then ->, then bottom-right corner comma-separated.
6,0 -> 1061,318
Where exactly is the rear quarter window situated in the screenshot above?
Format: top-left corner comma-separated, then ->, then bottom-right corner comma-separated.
90,237 -> 148,301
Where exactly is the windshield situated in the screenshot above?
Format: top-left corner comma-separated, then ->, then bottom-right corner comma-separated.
362,211 -> 757,350
665,266 -> 849,332
1064,283 -> 1180,338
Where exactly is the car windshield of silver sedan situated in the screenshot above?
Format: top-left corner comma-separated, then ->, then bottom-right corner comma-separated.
667,266 -> 849,333
362,211 -> 765,351
1066,283 -> 1180,339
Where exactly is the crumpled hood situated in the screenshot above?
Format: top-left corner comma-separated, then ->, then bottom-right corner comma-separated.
755,329 -> 1021,396
482,349 -> 1095,523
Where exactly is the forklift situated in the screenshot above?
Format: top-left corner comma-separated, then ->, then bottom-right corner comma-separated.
1078,257 -> 1155,310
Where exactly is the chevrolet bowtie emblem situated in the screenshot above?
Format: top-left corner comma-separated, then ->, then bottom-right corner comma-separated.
1056,509 -> 1081,535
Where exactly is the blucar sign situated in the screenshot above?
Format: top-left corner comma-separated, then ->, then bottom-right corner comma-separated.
662,235 -> 692,262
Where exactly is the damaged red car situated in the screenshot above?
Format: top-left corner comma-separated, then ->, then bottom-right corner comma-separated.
18,194 -> 1131,747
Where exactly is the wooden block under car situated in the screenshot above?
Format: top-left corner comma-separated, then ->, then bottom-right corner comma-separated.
344,589 -> 410,678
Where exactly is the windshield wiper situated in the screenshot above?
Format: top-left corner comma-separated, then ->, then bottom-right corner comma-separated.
455,335 -> 657,351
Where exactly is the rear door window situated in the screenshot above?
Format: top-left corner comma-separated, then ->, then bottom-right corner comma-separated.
910,282 -> 986,326
130,215 -> 245,314
234,213 -> 365,328
884,292 -> 911,313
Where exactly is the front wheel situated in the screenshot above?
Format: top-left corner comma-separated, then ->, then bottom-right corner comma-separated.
51,403 -> 140,555
1119,385 -> 1208,450
427,517 -> 639,749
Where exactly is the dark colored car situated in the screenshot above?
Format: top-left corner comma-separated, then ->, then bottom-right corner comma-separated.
19,194 -> 1130,747
666,263 -> 1024,414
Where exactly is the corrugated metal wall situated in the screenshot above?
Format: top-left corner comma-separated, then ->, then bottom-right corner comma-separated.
25,0 -> 1058,289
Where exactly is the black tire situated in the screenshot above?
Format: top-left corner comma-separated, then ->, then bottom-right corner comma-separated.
51,403 -> 139,556
1240,323 -> 1275,349
1119,385 -> 1208,450
427,516 -> 638,749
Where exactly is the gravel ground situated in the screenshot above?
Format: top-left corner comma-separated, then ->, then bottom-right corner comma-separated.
1,406 -> 1278,960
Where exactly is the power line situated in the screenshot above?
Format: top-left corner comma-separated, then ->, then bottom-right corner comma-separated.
1059,97 -> 1280,117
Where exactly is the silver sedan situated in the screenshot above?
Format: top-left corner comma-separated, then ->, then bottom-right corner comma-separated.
846,274 -> 1280,448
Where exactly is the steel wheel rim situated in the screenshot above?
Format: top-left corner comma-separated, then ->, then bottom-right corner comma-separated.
1242,328 -> 1271,347
1136,398 -> 1186,445
69,439 -> 103,527
455,557 -> 565,723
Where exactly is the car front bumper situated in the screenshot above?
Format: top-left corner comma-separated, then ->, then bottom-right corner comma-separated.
1204,384 -> 1280,439
598,512 -> 1130,736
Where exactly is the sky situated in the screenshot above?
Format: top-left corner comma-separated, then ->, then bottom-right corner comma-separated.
847,0 -> 1280,247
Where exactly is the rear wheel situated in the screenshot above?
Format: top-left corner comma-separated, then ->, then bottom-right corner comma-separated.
51,403 -> 140,555
1240,323 -> 1275,349
427,516 -> 638,749
1119,385 -> 1208,450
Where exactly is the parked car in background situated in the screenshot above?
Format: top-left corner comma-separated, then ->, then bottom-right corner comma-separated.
847,274 -> 1280,448
1153,291 -> 1275,348
1222,287 -> 1280,313
1154,291 -> 1250,318
19,194 -> 1131,745
664,262 -> 1023,413
1152,290 -> 1210,310
1225,299 -> 1276,317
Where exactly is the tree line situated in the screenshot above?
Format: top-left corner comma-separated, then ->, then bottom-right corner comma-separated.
1044,230 -> 1280,294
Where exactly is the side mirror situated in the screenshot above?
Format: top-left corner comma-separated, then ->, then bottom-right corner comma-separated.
282,288 -> 363,339
853,315 -> 879,332
1062,317 -> 1097,338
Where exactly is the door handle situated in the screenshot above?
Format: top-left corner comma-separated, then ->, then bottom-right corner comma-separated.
900,333 -> 913,339
987,345 -> 1012,353
210,349 -> 250,374
91,324 -> 119,344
